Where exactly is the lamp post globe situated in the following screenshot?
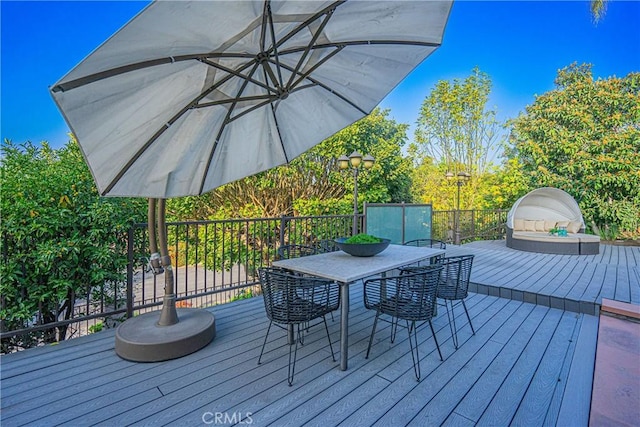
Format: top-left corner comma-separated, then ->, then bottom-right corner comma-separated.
446,171 -> 470,245
338,152 -> 375,236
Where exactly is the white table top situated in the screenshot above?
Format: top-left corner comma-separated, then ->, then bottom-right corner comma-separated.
272,244 -> 445,283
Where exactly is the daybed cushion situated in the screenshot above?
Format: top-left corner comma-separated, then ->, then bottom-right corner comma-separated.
513,218 -> 584,234
512,231 -> 580,243
567,221 -> 582,233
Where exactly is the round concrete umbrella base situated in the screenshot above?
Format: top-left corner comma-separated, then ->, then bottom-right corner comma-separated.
115,308 -> 215,362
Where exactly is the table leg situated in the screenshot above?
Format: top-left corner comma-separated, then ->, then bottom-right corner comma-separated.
340,281 -> 349,371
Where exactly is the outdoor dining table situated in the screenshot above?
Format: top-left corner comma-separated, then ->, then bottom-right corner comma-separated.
272,244 -> 446,371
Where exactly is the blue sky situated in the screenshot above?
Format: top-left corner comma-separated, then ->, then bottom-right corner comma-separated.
2,1 -> 639,151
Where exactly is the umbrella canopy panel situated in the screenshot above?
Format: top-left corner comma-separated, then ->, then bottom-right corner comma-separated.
51,1 -> 453,198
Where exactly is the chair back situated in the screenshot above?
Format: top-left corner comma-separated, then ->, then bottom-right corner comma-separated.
437,255 -> 474,300
364,266 -> 442,321
403,239 -> 446,249
403,239 -> 446,264
276,244 -> 317,260
258,267 -> 339,324
316,239 -> 339,253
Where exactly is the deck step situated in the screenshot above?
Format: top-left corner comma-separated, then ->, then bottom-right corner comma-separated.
589,300 -> 640,426
600,298 -> 640,320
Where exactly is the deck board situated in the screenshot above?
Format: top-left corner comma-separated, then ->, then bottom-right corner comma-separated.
476,307 -> 564,426
1,241 -> 638,427
511,311 -> 578,426
446,304 -> 538,423
555,313 -> 598,426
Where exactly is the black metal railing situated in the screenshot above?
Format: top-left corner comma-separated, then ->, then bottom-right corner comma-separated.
432,209 -> 508,243
1,210 -> 506,352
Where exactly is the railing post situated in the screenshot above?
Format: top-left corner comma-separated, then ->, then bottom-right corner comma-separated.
126,225 -> 135,319
279,214 -> 287,248
471,210 -> 476,241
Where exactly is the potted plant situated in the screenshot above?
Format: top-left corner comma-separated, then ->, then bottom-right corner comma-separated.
334,233 -> 391,257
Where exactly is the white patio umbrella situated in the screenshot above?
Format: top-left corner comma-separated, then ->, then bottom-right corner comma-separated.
50,0 -> 453,362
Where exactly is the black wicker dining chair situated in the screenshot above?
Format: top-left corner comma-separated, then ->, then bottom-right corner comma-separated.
404,238 -> 447,249
437,255 -> 475,349
402,238 -> 447,266
257,267 -> 340,386
276,244 -> 317,260
276,243 -> 336,321
316,239 -> 340,253
363,266 -> 443,381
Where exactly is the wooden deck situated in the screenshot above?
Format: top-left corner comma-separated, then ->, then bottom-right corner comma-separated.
1,241 -> 638,426
447,240 -> 640,315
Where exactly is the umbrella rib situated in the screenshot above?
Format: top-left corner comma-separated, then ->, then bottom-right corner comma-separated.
199,61 -> 262,194
270,1 -> 345,53
197,94 -> 275,109
279,39 -> 442,56
289,45 -> 344,89
51,53 -> 255,93
260,1 -> 269,53
285,4 -> 335,90
228,98 -> 277,123
270,102 -> 289,164
266,2 -> 284,88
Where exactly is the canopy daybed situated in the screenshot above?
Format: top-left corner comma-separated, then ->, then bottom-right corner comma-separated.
506,187 -> 600,255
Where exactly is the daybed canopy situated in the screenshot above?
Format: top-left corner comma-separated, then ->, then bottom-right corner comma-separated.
506,187 -> 585,229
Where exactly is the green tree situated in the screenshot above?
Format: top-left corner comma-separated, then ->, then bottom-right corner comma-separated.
591,0 -> 607,22
411,68 -> 504,210
507,63 -> 640,238
1,139 -> 146,351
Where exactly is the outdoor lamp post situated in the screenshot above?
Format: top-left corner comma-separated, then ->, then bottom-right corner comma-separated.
339,151 -> 375,236
446,171 -> 471,245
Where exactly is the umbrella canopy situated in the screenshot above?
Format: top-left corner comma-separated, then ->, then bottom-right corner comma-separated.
51,0 -> 453,199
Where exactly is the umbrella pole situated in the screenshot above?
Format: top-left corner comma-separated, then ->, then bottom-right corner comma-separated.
155,198 -> 179,326
114,198 -> 215,362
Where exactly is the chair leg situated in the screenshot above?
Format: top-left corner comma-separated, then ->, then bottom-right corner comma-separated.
299,324 -> 306,345
444,299 -> 460,350
390,317 -> 399,343
258,320 -> 273,365
461,299 -> 475,335
428,320 -> 443,361
288,324 -> 301,387
407,320 -> 421,381
322,316 -> 336,362
366,311 -> 381,359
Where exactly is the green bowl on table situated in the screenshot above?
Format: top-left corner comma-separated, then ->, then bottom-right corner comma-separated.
334,235 -> 391,257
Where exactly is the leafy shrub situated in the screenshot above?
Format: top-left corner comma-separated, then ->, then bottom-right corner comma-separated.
1,139 -> 146,352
